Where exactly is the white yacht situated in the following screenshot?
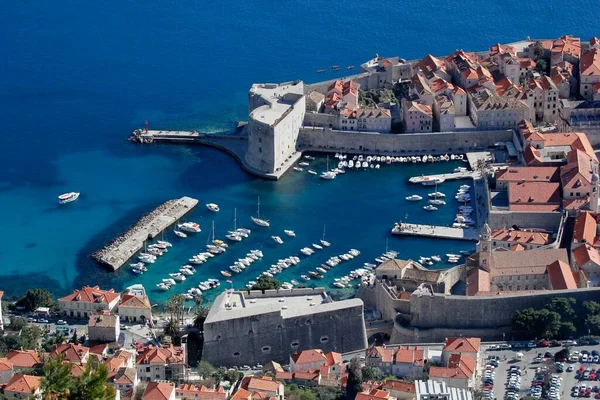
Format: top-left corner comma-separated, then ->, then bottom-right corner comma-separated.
284,230 -> 296,237
174,230 -> 187,238
58,192 -> 80,204
320,225 -> 331,247
308,169 -> 317,175
429,199 -> 446,205
206,203 -> 220,212
251,197 -> 270,227
313,243 -> 323,250
422,178 -> 445,186
226,233 -> 243,242
299,162 -> 309,167
293,167 -> 303,172
178,222 -> 201,233
320,171 -> 337,180
428,192 -> 445,198
156,283 -> 171,291
157,240 -> 172,247
162,278 -> 176,285
272,236 -> 284,244
169,273 -> 186,282
423,205 -> 438,211
333,281 -> 346,288
406,194 -> 422,201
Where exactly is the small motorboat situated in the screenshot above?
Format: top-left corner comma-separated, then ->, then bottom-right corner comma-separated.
317,69 -> 326,73
131,268 -> 143,275
406,194 -> 423,201
293,167 -> 303,172
301,275 -> 311,281
299,162 -> 309,167
308,169 -> 317,175
272,236 -> 284,244
178,222 -> 201,233
333,282 -> 346,288
320,239 -> 331,247
174,230 -> 187,238
304,155 -> 315,160
130,262 -> 145,269
206,203 -> 220,212
309,271 -> 323,279
284,230 -> 296,237
428,192 -> 445,198
156,283 -> 171,291
58,192 -> 80,204
316,267 -> 327,274
431,255 -> 441,262
423,205 -> 438,211
313,243 -> 323,250
169,273 -> 186,282
429,199 -> 446,205
157,240 -> 172,247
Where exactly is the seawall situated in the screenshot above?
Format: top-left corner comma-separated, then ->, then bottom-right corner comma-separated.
297,128 -> 514,155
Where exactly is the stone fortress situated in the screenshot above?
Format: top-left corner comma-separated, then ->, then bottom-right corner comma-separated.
202,288 -> 367,367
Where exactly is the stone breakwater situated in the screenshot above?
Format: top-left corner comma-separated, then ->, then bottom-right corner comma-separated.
91,196 -> 198,271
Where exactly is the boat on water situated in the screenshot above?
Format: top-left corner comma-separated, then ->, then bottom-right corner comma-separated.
428,191 -> 445,198
309,271 -> 323,279
293,167 -> 303,172
429,199 -> 446,205
251,197 -> 270,227
333,282 -> 346,288
320,156 -> 337,180
169,273 -> 186,281
406,194 -> 423,201
58,192 -> 80,204
301,275 -> 311,281
178,222 -> 201,233
272,236 -> 284,244
320,225 -> 331,247
431,255 -> 441,262
313,243 -> 323,250
304,155 -> 315,160
459,250 -> 471,255
423,205 -> 438,211
156,283 -> 171,291
131,268 -> 143,275
308,169 -> 317,175
226,233 -> 242,242
174,230 -> 187,238
284,230 -> 296,237
130,262 -> 145,269
157,240 -> 172,247
299,162 -> 309,167
422,178 -> 445,186
206,203 -> 220,212
300,247 -> 314,256
316,267 -> 327,274
446,253 -> 460,258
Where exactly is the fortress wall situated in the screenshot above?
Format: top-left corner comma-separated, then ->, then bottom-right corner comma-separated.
390,321 -> 512,344
440,265 -> 469,295
202,303 -> 367,367
409,288 -> 600,331
488,210 -> 562,231
297,128 -> 514,155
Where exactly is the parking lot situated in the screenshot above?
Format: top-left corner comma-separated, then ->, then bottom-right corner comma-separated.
481,342 -> 600,400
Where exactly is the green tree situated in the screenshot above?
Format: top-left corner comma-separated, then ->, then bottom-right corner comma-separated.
251,275 -> 280,291
533,41 -> 546,58
193,307 -> 209,330
0,335 -> 23,356
166,294 -> 185,326
547,298 -> 576,323
223,370 -> 244,383
586,314 -> 600,335
68,362 -> 115,400
41,355 -> 73,400
554,348 -> 570,361
346,358 -> 363,400
196,361 -> 215,380
361,365 -> 386,381
9,316 -> 28,331
163,318 -> 179,338
20,325 -> 42,350
535,59 -> 548,74
512,308 -> 561,339
15,288 -> 55,312
583,301 -> 600,316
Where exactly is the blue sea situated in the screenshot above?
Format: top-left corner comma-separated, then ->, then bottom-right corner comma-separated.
1,0 -> 598,304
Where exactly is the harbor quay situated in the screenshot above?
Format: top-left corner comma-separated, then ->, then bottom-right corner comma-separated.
391,222 -> 479,241
91,196 -> 198,271
408,171 -> 478,184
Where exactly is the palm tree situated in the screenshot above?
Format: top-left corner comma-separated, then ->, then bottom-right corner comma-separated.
166,294 -> 185,326
193,307 -> 209,330
41,355 -> 73,400
193,293 -> 203,314
163,318 -> 179,338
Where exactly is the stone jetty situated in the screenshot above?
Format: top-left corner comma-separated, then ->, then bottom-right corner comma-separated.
391,222 -> 478,241
91,196 -> 198,271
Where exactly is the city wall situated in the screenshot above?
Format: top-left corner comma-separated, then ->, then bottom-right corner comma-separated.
488,210 -> 562,231
297,128 -> 514,155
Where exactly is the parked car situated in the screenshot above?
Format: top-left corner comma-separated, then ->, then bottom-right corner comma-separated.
56,320 -> 67,325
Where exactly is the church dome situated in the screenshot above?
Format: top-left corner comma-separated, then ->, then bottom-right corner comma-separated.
592,173 -> 599,183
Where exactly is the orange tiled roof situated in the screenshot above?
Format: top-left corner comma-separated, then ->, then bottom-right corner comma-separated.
136,345 -> 185,365
395,346 -> 425,366
496,166 -> 560,183
120,294 -> 151,309
6,350 -> 41,368
291,349 -> 327,365
491,228 -> 551,245
176,384 -> 227,400
508,181 -> 561,205
0,358 -> 13,371
444,337 -> 481,353
552,35 -> 581,59
356,388 -> 392,400
580,48 -> 600,76
230,388 -> 252,400
52,343 -> 90,364
511,243 -> 526,251
573,244 -> 600,267
367,346 -> 394,363
573,211 -> 599,244
60,285 -> 120,305
560,149 -> 595,191
4,374 -> 41,395
381,380 -> 415,393
547,260 -> 577,290
245,376 -> 281,394
466,268 -> 491,296
143,381 -> 175,400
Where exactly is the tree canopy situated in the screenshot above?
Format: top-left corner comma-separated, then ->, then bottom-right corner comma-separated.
346,358 -> 363,400
15,288 -> 55,312
251,275 -> 280,291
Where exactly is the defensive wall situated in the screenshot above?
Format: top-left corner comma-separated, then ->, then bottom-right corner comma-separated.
297,128 -> 514,155
390,287 -> 600,343
488,210 -> 563,231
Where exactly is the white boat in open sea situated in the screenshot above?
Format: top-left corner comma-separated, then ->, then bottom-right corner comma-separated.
423,205 -> 438,211
251,197 -> 270,227
284,230 -> 296,237
58,192 -> 80,204
206,203 -> 220,212
406,194 -> 422,201
272,236 -> 284,244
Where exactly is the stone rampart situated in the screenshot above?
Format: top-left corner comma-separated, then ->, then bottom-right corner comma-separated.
297,128 -> 514,155
488,210 -> 562,231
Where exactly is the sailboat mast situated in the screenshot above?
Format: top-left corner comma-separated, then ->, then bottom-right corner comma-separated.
323,224 -> 326,240
257,197 -> 260,219
234,208 -> 237,230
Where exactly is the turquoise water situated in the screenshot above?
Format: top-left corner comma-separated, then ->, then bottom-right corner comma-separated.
1,0 -> 598,303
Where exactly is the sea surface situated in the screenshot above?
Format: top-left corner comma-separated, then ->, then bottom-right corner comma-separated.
1,0 -> 598,304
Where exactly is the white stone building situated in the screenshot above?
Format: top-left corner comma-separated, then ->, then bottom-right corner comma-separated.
580,48 -> 600,100
433,95 -> 455,132
58,285 -> 121,319
88,312 -> 120,343
246,81 -> 305,174
468,89 -> 530,129
403,100 -> 432,133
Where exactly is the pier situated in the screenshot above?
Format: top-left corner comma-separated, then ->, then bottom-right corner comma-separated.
91,196 -> 198,271
408,170 -> 478,184
391,222 -> 479,241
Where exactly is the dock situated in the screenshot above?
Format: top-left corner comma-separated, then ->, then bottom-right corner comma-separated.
391,222 -> 478,241
91,196 -> 199,271
408,171 -> 478,184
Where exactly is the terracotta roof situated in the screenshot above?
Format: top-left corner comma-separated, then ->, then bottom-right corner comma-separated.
230,388 -> 252,400
547,260 -> 577,290
176,384 -> 227,400
0,291 -> 3,300
70,363 -> 86,377
52,343 -> 90,364
511,243 -> 526,251
275,371 -> 294,380
509,204 -> 561,212
356,108 -> 391,119
0,358 -> 13,371
395,346 -> 425,366
581,48 -> 600,76
105,356 -> 126,372
401,268 -> 442,283
573,244 -> 600,267
112,367 -> 137,385
244,376 -> 281,393
496,167 -> 560,183
89,343 -> 108,356
60,285 -> 120,305
324,352 -> 342,366
4,374 -> 41,395
552,35 -> 581,59
367,346 -> 394,363
490,43 -> 516,58
490,228 -> 551,245
573,211 -> 599,244
143,381 -> 175,400
561,149 -> 595,192
356,388 -> 392,400
6,350 -> 41,368
444,337 -> 480,353
377,259 -> 413,272
429,78 -> 452,94
490,248 -> 569,277
120,294 -> 151,309
544,133 -> 596,161
291,349 -> 327,365
88,312 -> 118,328
294,371 -> 320,381
508,181 -> 561,205
523,146 -> 544,166
519,58 -> 537,69
565,197 -> 590,211
415,54 -> 447,76
381,380 -> 415,393
466,268 -> 491,296
136,345 -> 185,365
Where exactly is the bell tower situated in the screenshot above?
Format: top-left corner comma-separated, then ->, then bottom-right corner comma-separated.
477,222 -> 492,271
589,160 -> 600,212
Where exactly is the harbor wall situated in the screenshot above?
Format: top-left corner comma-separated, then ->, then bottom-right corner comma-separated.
488,210 -> 562,231
297,128 -> 514,155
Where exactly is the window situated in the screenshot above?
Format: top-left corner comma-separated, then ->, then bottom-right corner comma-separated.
320,336 -> 329,343
306,319 -> 312,325
233,352 -> 240,357
291,341 -> 299,348
258,147 -> 262,153
262,346 -> 271,353
146,367 -> 150,372
248,330 -> 253,335
258,137 -> 262,143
